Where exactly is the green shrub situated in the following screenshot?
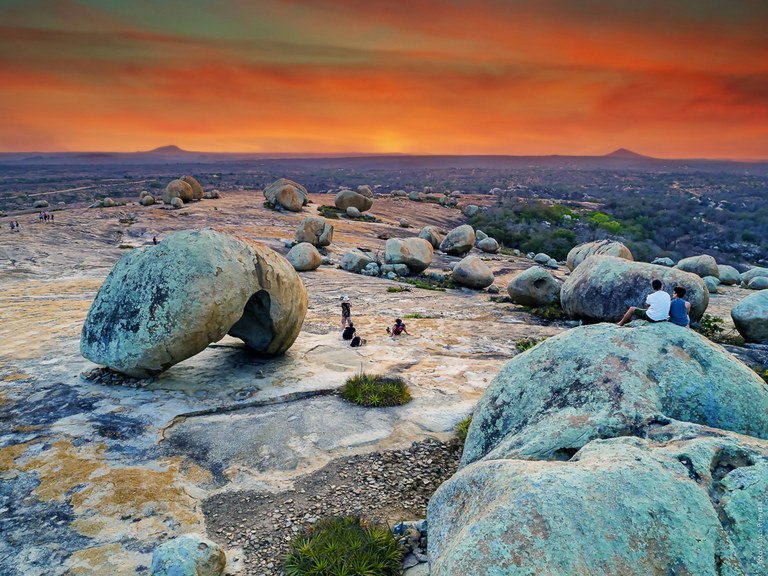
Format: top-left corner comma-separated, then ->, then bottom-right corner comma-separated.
386,285 -> 411,293
318,205 -> 341,219
757,369 -> 768,384
403,312 -> 434,319
397,275 -> 455,292
515,337 -> 539,352
341,373 -> 411,407
455,416 -> 472,444
283,516 -> 402,576
118,244 -> 135,249
694,314 -> 725,340
521,305 -> 567,320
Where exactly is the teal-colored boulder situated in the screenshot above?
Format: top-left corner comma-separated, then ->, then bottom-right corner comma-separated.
151,533 -> 225,576
732,290 -> 768,343
742,267 -> 768,287
718,264 -> 741,285
506,266 -> 560,307
81,229 -> 308,377
675,254 -> 719,278
461,322 -> 768,465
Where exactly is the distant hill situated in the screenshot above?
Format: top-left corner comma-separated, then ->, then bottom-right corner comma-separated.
604,148 -> 654,160
144,145 -> 191,155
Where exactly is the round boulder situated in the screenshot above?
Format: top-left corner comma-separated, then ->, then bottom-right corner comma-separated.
264,178 -> 309,212
295,216 -> 333,247
507,267 -> 560,307
566,240 -> 633,271
452,255 -> 494,289
742,267 -> 768,287
356,184 -> 373,198
287,242 -> 322,271
533,253 -> 551,264
33,200 -> 50,208
334,189 -> 373,213
170,197 -> 184,209
418,226 -> 445,249
560,255 -> 708,323
718,265 -> 741,285
702,276 -> 719,293
440,225 -> 475,256
102,197 -> 117,208
339,249 -> 374,273
463,204 -> 479,218
163,179 -> 194,203
385,237 -> 433,274
675,254 -> 719,278
80,229 -> 308,377
476,237 -> 499,253
180,175 -> 204,200
408,191 -> 421,201
732,290 -> 768,343
651,257 -> 675,267
748,277 -> 768,290
140,195 -> 156,206
151,533 -> 225,576
346,206 -> 361,218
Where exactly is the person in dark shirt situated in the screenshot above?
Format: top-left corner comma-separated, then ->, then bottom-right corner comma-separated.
340,295 -> 352,329
342,322 -> 356,340
669,286 -> 691,327
387,318 -> 409,336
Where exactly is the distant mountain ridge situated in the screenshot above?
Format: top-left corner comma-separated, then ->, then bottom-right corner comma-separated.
604,148 -> 653,160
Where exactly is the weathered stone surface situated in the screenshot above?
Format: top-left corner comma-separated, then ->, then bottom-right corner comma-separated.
408,191 -> 421,201
452,256 -> 494,289
675,254 -> 719,278
651,256 -> 675,267
742,267 -> 768,287
385,238 -> 433,273
102,197 -> 117,208
463,204 -> 479,218
566,240 -> 633,271
748,277 -> 768,290
264,178 -> 309,212
533,253 -> 550,264
560,255 -> 708,323
141,195 -> 156,206
170,197 -> 184,209
732,290 -> 768,343
506,267 -> 560,307
461,322 -> 768,466
475,229 -> 488,242
346,206 -> 361,218
151,533 -> 225,576
163,179 -> 194,203
339,249 -> 374,273
334,189 -> 373,212
356,184 -> 374,198
439,225 -> 475,256
719,265 -> 742,285
703,275 -> 719,293
295,216 -> 333,247
476,237 -> 499,253
81,229 -> 308,377
180,175 -> 204,201
418,226 -> 445,249
287,242 -> 322,271
399,218 -> 410,228
34,200 -> 49,208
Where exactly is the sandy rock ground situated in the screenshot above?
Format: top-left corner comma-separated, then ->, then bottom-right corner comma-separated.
0,191 -> 751,575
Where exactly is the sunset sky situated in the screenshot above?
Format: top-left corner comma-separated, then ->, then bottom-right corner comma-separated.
1,0 -> 767,158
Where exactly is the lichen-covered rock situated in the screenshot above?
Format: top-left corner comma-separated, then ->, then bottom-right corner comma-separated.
439,225 -> 475,256
748,277 -> 768,290
476,237 -> 499,253
33,199 -> 49,208
560,255 -> 708,323
566,240 -> 633,271
140,195 -> 156,206
675,254 -> 719,278
506,267 -> 560,307
533,253 -> 550,264
452,256 -> 494,289
742,267 -> 768,287
287,242 -> 322,272
264,178 -> 309,212
430,434 -> 767,576
294,216 -> 333,247
385,238 -> 433,274
81,229 -> 308,377
651,256 -> 675,267
163,179 -> 194,203
356,184 -> 373,198
180,175 -> 204,200
463,204 -> 479,218
461,322 -> 768,466
334,189 -> 373,212
732,290 -> 768,343
418,226 -> 445,249
703,275 -> 719,293
718,265 -> 741,285
151,533 -> 225,576
408,191 -> 421,201
339,249 -> 374,273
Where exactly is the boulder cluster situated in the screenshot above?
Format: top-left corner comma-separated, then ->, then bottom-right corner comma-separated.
264,178 -> 309,212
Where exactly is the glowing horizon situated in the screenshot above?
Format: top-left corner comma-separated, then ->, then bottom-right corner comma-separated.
2,0 -> 767,160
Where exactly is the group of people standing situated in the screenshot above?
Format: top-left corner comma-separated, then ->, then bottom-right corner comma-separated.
3,220 -> 21,232
38,212 -> 54,222
618,279 -> 691,327
339,295 -> 411,347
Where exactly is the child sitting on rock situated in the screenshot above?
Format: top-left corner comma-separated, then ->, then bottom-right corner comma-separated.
387,318 -> 409,336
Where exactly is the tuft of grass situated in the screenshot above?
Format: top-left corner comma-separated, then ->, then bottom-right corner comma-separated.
317,205 -> 341,219
283,515 -> 402,576
521,305 -> 567,320
403,312 -> 434,319
341,372 -> 411,407
397,275 -> 456,292
387,285 -> 411,293
515,337 -> 540,352
693,314 -> 744,345
118,244 -> 135,249
455,415 -> 472,445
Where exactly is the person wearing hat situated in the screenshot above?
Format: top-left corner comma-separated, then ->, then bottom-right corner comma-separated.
342,322 -> 356,340
340,295 -> 352,329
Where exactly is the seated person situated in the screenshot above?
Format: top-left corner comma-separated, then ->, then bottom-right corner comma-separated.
342,322 -> 356,340
669,286 -> 691,327
387,318 -> 410,336
617,279 -> 671,326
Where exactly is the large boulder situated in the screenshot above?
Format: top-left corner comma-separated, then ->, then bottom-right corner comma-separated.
418,226 -> 445,249
703,275 -> 719,293
560,256 -> 708,323
140,195 -> 156,206
742,267 -> 768,287
151,533 -> 225,576
33,200 -> 49,208
384,238 -> 433,274
334,189 -> 373,212
675,254 -> 719,278
356,184 -> 373,198
732,290 -> 768,343
476,237 -> 499,253
566,240 -> 633,271
430,432 -> 768,576
439,225 -> 475,256
339,249 -> 374,273
452,256 -> 494,289
748,277 -> 768,290
506,267 -> 560,307
462,322 -> 768,466
718,264 -> 742,285
81,229 -> 308,377
463,204 -> 479,218
102,197 -> 117,208
180,175 -> 204,200
295,216 -> 333,247
264,178 -> 309,212
287,242 -> 322,272
163,179 -> 194,203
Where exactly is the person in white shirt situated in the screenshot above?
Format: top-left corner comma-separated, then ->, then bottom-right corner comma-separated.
617,279 -> 671,326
